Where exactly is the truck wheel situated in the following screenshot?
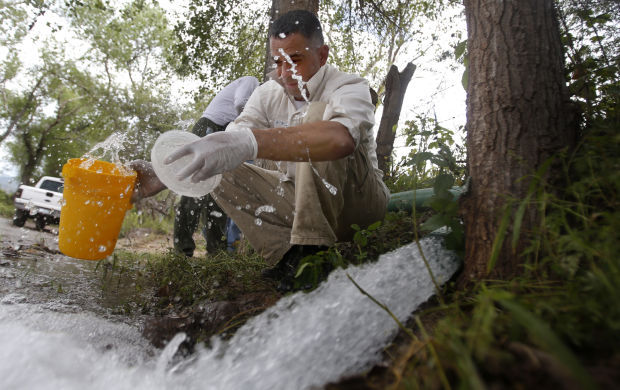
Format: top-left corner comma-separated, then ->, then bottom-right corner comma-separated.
13,210 -> 27,227
35,215 -> 46,231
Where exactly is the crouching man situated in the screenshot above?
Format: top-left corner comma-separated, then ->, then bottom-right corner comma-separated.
132,10 -> 389,291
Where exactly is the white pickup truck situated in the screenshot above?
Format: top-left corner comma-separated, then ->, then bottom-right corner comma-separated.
13,176 -> 64,230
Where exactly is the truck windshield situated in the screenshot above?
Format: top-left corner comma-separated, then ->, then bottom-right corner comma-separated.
40,180 -> 64,193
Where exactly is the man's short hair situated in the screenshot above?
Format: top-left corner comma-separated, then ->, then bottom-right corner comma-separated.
269,10 -> 324,47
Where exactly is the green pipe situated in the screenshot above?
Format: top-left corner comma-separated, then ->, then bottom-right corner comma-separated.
387,186 -> 465,213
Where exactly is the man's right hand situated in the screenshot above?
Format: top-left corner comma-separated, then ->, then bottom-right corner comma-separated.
129,160 -> 167,203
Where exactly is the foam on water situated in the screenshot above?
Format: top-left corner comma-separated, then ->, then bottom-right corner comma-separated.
0,237 -> 460,390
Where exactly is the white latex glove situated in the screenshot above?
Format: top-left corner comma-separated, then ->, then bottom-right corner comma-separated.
164,125 -> 258,183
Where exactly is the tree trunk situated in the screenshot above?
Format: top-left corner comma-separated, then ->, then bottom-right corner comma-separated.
263,0 -> 320,80
460,0 -> 576,281
375,63 -> 416,175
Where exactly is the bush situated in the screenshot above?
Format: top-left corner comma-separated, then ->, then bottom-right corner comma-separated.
0,190 -> 14,218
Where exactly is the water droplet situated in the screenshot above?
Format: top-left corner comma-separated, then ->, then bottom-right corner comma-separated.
255,205 -> 276,216
322,178 -> 338,195
98,245 -> 107,252
254,218 -> 263,226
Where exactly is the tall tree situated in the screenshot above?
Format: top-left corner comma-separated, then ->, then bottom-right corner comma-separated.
0,0 -> 48,145
67,0 -> 182,160
321,0 -> 446,91
460,0 -> 577,281
375,62 -> 415,174
5,48 -> 101,184
2,0 -> 185,184
174,0 -> 269,97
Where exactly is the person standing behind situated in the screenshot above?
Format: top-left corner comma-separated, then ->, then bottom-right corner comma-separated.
174,76 -> 259,257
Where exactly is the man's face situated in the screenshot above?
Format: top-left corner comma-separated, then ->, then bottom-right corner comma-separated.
270,33 -> 328,100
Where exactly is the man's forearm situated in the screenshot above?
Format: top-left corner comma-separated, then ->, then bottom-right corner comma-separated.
252,121 -> 355,162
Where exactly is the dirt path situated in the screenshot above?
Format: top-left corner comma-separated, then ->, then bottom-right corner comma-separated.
0,216 -> 200,256
0,216 -> 59,250
0,217 -> 158,319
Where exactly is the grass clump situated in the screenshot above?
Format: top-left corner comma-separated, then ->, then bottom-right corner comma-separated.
392,123 -> 620,389
143,249 -> 270,309
0,190 -> 14,218
120,191 -> 176,237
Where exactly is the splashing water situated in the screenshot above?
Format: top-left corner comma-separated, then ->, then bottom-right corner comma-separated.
277,48 -> 309,102
311,165 -> 338,195
0,236 -> 459,390
254,205 -> 276,217
321,177 -> 338,195
79,131 -> 134,175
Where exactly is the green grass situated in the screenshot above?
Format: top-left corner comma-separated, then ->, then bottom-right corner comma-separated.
101,120 -> 618,388
146,249 -> 270,307
119,191 -> 176,237
394,124 -> 620,389
0,190 -> 14,218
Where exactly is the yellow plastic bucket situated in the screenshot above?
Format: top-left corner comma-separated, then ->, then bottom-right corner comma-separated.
58,158 -> 136,260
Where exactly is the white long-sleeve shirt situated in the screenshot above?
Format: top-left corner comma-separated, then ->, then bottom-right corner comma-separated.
231,64 -> 380,177
201,76 -> 259,126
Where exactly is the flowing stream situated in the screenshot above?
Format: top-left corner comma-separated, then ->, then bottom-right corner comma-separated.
1,233 -> 459,390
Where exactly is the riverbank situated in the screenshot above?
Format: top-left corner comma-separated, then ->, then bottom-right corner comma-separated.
2,212 -> 618,389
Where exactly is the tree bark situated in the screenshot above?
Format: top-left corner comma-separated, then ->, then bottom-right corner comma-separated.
460,0 -> 576,281
263,0 -> 321,80
375,63 -> 416,175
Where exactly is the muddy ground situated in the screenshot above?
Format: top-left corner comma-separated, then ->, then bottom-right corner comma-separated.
0,216 -> 166,321
0,216 -> 175,254
0,216 -> 278,348
0,216 -> 415,388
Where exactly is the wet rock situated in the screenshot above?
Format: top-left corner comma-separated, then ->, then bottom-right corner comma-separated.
1,245 -> 21,258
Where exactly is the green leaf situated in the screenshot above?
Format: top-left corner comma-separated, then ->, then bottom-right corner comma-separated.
488,206 -> 511,274
367,220 -> 382,231
295,262 -> 312,278
511,192 -> 532,251
461,68 -> 469,90
461,56 -> 469,90
434,173 -> 455,195
454,40 -> 467,60
420,214 -> 450,232
409,151 -> 435,166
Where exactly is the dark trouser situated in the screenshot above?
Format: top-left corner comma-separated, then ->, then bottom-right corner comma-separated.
173,117 -> 228,256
